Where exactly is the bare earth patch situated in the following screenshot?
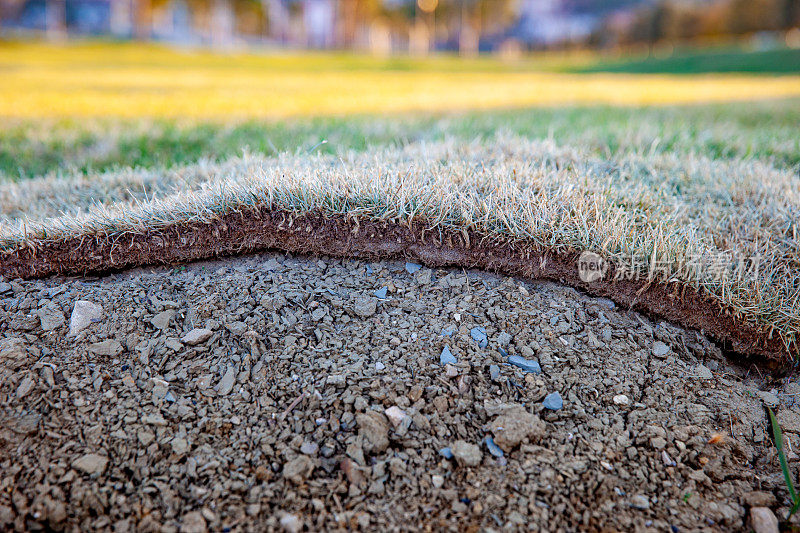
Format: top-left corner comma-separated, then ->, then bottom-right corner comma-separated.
1,252 -> 798,531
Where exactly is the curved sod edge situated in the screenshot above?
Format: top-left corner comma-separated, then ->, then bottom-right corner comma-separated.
0,207 -> 790,362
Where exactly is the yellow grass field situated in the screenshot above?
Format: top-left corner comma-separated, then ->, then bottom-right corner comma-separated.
2,42 -> 800,120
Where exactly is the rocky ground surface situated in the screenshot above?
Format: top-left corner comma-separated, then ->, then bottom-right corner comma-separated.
1,252 -> 799,532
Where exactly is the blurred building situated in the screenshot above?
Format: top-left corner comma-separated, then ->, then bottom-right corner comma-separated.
1,0 -> 797,51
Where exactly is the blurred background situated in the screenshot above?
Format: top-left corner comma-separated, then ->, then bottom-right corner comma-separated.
1,0 -> 799,58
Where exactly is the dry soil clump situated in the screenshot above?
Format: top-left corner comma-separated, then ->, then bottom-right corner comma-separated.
0,252 -> 797,531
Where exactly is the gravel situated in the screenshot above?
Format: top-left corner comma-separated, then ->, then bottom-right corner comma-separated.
0,252 -> 794,531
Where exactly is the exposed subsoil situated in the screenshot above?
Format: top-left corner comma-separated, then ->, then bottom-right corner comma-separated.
0,209 -> 790,361
1,252 -> 800,532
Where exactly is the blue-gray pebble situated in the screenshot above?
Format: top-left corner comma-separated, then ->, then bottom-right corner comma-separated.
405,262 -> 422,274
470,326 -> 488,348
507,355 -> 541,374
485,436 -> 504,458
440,345 -> 457,365
373,286 -> 388,299
543,392 -> 563,410
439,447 -> 454,459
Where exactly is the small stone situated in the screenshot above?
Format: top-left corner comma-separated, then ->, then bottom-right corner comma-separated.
181,328 -> 213,345
180,511 -> 207,533
612,394 -> 630,406
226,321 -> 247,336
0,281 -> 10,294
749,507 -> 779,533
431,474 -> 444,488
137,429 -> 155,446
88,339 -> 123,356
72,453 -> 108,475
11,413 -> 39,434
151,378 -> 169,399
507,355 -> 541,373
375,361 -> 385,371
171,437 -> 189,455
489,364 -> 501,382
38,303 -> 65,332
326,374 -> 346,387
300,441 -> 319,455
470,326 -> 488,348
15,376 -> 35,399
69,301 -> 103,336
630,495 -> 650,510
757,390 -> 780,407
280,514 -> 302,533
151,310 -> 176,330
373,287 -> 388,299
356,411 -> 389,454
440,325 -> 455,337
485,436 -> 504,458
0,504 -> 12,526
353,297 -> 377,318
444,364 -> 458,378
415,268 -> 432,284
496,331 -> 512,346
165,338 -> 183,351
405,262 -> 421,274
694,364 -> 713,380
217,366 -> 236,395
384,406 -> 407,428
661,450 -> 676,466
652,341 -> 670,358
143,413 -> 167,426
341,456 -> 365,485
283,455 -> 315,484
439,447 -> 454,460
742,491 -> 777,507
543,392 -> 563,411
43,497 -> 66,524
122,373 -> 136,389
41,366 -> 54,387
596,298 -> 615,309
451,440 -> 482,467
489,407 -> 545,451
440,345 -> 457,365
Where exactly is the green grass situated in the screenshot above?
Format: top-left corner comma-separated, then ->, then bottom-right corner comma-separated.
2,98 -> 799,181
769,407 -> 800,519
578,46 -> 800,74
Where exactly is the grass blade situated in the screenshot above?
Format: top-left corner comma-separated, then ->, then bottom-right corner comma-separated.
769,406 -> 800,517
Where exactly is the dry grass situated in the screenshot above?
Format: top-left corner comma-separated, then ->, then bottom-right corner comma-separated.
1,137 -> 798,354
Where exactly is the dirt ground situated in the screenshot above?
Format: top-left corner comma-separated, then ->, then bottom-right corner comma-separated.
1,252 -> 798,532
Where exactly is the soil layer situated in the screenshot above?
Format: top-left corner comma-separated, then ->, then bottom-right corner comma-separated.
0,209 -> 788,361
